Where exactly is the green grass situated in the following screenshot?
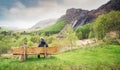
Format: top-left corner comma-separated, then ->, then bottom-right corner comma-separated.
0,44 -> 120,70
38,20 -> 66,35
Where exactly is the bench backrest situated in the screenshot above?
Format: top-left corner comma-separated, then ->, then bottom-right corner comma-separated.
11,47 -> 59,55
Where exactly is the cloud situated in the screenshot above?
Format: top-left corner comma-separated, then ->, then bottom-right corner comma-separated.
0,0 -> 110,29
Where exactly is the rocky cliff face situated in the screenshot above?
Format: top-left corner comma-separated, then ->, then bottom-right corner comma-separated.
60,0 -> 120,29
61,8 -> 89,24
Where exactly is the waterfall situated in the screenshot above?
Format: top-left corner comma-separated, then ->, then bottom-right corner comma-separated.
72,20 -> 78,28
80,17 -> 88,25
72,16 -> 88,29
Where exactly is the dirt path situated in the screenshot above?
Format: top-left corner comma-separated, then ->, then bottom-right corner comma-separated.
76,38 -> 97,47
59,38 -> 98,53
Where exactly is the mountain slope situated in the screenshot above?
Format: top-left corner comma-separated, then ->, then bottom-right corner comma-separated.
34,19 -> 66,35
31,19 -> 57,30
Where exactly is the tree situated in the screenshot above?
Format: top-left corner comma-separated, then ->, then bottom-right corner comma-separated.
93,11 -> 120,39
66,24 -> 78,50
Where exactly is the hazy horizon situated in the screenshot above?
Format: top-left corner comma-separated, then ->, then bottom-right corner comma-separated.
0,0 -> 110,29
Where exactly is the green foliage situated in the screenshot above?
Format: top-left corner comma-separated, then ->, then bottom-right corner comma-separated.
0,34 -> 4,40
30,36 -> 39,43
89,31 -> 95,38
0,36 -> 14,54
49,25 -> 78,48
46,35 -> 56,44
27,41 -> 34,46
0,41 -> 10,54
75,23 -> 92,39
39,19 -> 66,35
93,11 -> 120,39
65,25 -> 78,49
76,31 -> 82,39
103,38 -> 120,45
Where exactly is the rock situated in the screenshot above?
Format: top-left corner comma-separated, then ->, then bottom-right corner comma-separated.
59,0 -> 120,29
61,8 -> 89,25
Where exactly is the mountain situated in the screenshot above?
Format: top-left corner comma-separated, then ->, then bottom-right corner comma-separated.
59,0 -> 120,29
31,19 -> 57,30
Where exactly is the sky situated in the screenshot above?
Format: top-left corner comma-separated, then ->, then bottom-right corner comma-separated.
0,0 -> 110,29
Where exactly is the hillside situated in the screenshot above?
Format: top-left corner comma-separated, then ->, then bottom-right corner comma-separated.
31,19 -> 57,30
33,19 -> 66,35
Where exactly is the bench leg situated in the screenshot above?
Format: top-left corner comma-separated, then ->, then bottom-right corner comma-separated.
24,54 -> 27,60
19,55 -> 24,61
19,54 -> 27,61
44,54 -> 48,58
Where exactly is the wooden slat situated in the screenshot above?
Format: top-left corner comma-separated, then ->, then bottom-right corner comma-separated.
11,47 -> 59,55
11,47 -> 24,55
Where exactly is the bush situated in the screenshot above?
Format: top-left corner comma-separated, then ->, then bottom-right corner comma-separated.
0,41 -> 11,54
75,23 -> 93,39
76,31 -> 82,39
46,36 -> 56,44
30,36 -> 39,43
103,38 -> 120,45
89,31 -> 95,38
93,11 -> 120,39
27,41 -> 34,46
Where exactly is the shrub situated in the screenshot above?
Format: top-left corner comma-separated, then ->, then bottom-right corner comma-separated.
103,38 -> 120,45
75,23 -> 92,39
76,31 -> 82,40
89,31 -> 95,38
46,36 -> 56,44
0,41 -> 11,54
30,36 -> 39,43
27,41 -> 34,46
93,11 -> 120,39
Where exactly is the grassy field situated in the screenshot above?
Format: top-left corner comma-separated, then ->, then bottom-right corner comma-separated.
0,44 -> 120,70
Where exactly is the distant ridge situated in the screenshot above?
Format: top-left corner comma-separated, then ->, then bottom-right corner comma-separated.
31,19 -> 57,30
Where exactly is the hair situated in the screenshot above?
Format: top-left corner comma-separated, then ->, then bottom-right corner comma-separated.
40,37 -> 45,42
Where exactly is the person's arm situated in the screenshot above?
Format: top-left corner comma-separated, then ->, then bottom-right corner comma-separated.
45,42 -> 48,47
38,43 -> 40,47
46,44 -> 48,47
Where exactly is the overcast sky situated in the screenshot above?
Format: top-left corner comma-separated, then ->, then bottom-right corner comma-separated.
0,0 -> 110,29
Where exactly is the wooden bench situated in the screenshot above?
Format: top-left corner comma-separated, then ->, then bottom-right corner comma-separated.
11,46 -> 59,61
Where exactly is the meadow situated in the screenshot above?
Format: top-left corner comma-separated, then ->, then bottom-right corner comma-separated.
0,44 -> 120,70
